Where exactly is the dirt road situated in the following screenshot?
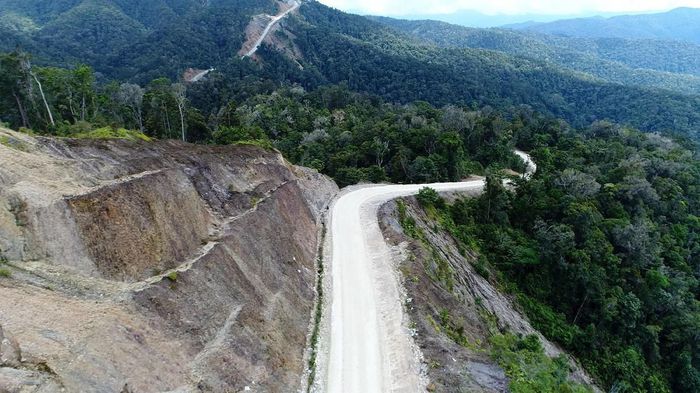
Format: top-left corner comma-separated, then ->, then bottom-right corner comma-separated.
242,1 -> 300,58
323,152 -> 536,392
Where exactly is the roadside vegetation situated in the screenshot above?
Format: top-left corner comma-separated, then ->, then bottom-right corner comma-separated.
414,123 -> 700,392
490,332 -> 591,393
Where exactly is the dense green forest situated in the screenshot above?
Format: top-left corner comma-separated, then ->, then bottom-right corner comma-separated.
0,0 -> 278,81
0,0 -> 699,137
372,17 -> 700,94
283,2 -> 700,136
418,124 -> 700,392
0,50 -> 527,186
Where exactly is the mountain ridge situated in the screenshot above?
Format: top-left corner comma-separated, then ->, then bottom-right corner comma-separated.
0,0 -> 698,136
371,16 -> 700,94
513,7 -> 700,44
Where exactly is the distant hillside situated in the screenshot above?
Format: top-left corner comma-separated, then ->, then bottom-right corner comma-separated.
273,3 -> 700,135
0,0 -> 278,79
372,17 -> 700,94
515,7 -> 700,44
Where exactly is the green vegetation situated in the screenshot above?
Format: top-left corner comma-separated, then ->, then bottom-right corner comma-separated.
519,7 -> 700,44
420,124 -> 700,392
166,271 -> 178,282
397,200 -> 419,238
373,17 -> 700,94
72,127 -> 151,141
0,0 -> 278,81
0,3 -> 697,391
307,224 -> 327,392
490,333 -> 591,393
0,251 -> 10,278
417,187 -> 445,209
436,308 -> 479,350
0,134 -> 28,151
286,2 -> 700,136
0,1 -> 698,138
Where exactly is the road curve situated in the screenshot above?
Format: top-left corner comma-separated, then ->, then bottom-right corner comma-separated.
325,152 -> 536,393
242,1 -> 300,58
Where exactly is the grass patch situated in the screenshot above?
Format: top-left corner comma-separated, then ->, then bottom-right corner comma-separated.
233,139 -> 276,151
0,134 -> 29,151
72,127 -> 152,141
516,294 -> 582,349
166,271 -> 178,281
428,249 -> 454,291
397,200 -> 418,238
0,268 -> 11,278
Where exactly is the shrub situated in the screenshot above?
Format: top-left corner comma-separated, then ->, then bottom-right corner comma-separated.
516,294 -> 581,348
417,187 -> 445,209
397,200 -> 417,237
490,332 -> 591,393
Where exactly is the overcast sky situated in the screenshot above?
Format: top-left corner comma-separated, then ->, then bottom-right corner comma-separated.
317,0 -> 700,16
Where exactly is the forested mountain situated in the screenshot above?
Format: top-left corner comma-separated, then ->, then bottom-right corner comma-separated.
281,2 -> 700,135
0,0 -> 699,136
516,7 -> 700,44
0,0 -> 278,80
372,17 -> 700,94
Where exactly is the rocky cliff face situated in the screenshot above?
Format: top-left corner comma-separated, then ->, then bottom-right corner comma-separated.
0,129 -> 337,392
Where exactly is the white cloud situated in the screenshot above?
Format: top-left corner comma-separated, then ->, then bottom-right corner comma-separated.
318,0 -> 700,16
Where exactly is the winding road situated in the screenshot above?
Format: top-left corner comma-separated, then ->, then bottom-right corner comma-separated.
324,151 -> 536,393
242,0 -> 300,58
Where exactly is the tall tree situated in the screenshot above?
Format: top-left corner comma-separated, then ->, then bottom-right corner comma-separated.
116,83 -> 145,132
172,83 -> 187,142
0,52 -> 30,128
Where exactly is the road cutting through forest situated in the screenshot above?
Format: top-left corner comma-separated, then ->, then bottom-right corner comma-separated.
322,151 -> 536,393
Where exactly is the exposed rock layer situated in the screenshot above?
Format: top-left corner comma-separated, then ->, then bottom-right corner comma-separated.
0,129 -> 337,392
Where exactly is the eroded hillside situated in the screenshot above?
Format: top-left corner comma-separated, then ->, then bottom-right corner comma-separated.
0,129 -> 337,392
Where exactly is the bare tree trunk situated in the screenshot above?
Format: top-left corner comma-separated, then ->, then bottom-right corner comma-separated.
171,83 -> 187,142
164,107 -> 172,138
572,294 -> 589,325
178,105 -> 185,141
66,84 -> 77,120
31,72 -> 54,127
81,95 -> 86,121
12,89 -> 29,128
134,109 -> 144,133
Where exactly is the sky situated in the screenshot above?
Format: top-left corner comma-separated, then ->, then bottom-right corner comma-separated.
317,0 -> 700,16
